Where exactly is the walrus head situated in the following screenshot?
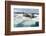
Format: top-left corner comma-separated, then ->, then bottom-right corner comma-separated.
23,13 -> 32,18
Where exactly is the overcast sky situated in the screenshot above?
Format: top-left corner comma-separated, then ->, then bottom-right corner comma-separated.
14,8 -> 39,13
